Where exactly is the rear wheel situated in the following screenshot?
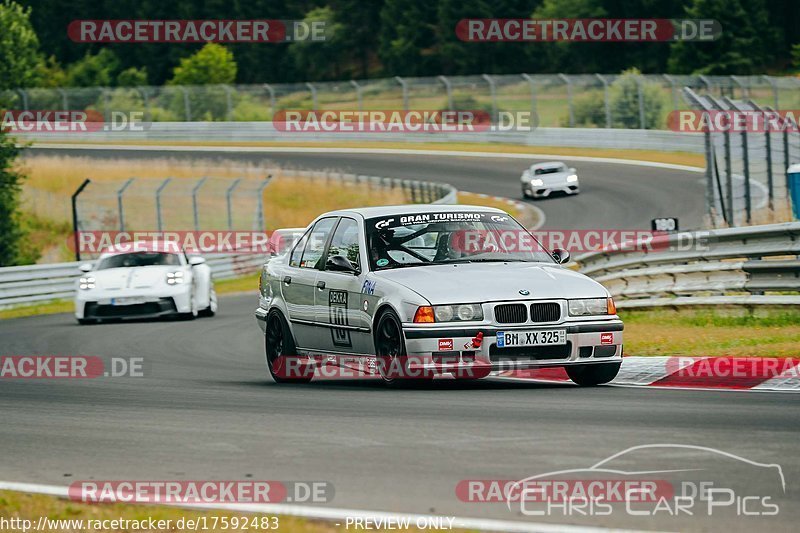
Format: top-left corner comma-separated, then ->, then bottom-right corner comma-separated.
375,310 -> 431,386
566,362 -> 621,386
265,310 -> 312,383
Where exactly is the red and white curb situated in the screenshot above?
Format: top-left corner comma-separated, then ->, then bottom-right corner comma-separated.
500,356 -> 800,392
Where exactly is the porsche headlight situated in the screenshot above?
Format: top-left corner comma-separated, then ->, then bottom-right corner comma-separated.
530,178 -> 544,186
568,298 -> 610,316
78,277 -> 95,290
432,304 -> 483,322
566,174 -> 578,182
166,271 -> 185,285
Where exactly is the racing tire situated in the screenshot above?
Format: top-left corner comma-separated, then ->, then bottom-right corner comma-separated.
77,318 -> 96,325
265,310 -> 313,384
375,309 -> 432,387
199,288 -> 217,317
566,362 -> 621,386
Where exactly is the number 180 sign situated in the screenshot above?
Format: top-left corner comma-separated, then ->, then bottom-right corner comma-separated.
651,217 -> 679,232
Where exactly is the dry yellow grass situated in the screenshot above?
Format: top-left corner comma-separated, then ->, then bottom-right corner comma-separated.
1,490 -> 437,533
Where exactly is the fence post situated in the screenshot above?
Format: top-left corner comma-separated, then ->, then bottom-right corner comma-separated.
16,89 -> 28,110
708,97 -> 734,225
137,87 -> 151,121
223,84 -> 234,120
255,175 -> 272,230
724,98 -> 752,224
762,75 -> 779,109
71,179 -> 91,261
521,74 -> 537,125
394,76 -> 409,111
192,177 -> 208,231
699,75 -> 713,95
438,75 -> 453,111
636,76 -> 646,129
663,74 -> 678,114
596,74 -> 611,128
263,83 -> 276,115
749,100 -> 774,211
684,88 -> 717,225
102,87 -> 111,122
481,74 -> 497,122
306,82 -> 317,111
350,80 -> 363,113
730,75 -> 748,99
180,86 -> 192,121
557,74 -> 574,127
56,88 -> 68,110
226,178 -> 242,230
155,177 -> 172,232
117,178 -> 136,232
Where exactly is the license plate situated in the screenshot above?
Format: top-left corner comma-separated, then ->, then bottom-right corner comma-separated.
110,297 -> 147,306
496,329 -> 566,348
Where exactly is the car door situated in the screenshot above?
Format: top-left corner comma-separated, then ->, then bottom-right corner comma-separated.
281,217 -> 337,350
314,217 -> 373,355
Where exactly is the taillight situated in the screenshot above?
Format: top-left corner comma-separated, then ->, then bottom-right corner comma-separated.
413,306 -> 435,323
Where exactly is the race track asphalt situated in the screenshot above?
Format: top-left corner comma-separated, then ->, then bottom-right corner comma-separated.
3,147 -> 796,531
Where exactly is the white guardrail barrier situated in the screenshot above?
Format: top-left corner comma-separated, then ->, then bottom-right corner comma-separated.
576,222 -> 800,308
0,172 -> 456,308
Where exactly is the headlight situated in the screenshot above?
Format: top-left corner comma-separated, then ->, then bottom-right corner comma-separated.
78,277 -> 95,290
166,271 -> 185,285
566,174 -> 578,182
530,178 -> 544,186
568,298 -> 613,316
432,304 -> 483,322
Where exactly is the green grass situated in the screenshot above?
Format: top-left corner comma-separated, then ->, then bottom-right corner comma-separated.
620,308 -> 800,357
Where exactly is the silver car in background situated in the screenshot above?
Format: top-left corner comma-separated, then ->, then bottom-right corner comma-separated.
255,205 -> 622,387
521,161 -> 580,199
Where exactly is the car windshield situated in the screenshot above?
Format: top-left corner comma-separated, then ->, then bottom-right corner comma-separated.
96,252 -> 181,269
366,211 -> 554,271
534,166 -> 565,175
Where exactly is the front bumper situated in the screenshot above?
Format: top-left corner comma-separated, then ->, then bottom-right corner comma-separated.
522,181 -> 580,198
75,286 -> 192,319
402,320 -> 622,373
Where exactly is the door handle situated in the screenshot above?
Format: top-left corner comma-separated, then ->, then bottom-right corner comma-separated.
317,281 -> 326,290
283,276 -> 291,285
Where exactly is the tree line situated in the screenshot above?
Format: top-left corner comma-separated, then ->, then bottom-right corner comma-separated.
4,0 -> 799,90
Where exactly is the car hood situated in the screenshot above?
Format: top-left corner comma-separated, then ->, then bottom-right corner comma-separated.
90,266 -> 179,290
373,262 -> 607,304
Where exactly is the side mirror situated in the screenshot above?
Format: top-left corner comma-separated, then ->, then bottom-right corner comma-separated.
79,263 -> 93,272
326,255 -> 359,274
551,248 -> 571,265
189,256 -> 206,266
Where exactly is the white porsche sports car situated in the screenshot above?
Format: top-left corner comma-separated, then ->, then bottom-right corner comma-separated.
74,242 -> 217,324
521,161 -> 580,199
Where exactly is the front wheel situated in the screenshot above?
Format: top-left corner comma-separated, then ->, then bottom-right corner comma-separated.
566,362 -> 621,386
375,310 -> 431,386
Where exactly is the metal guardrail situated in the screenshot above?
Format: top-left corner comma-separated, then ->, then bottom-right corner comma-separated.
0,171 -> 456,308
576,222 -> 800,308
19,123 -> 705,153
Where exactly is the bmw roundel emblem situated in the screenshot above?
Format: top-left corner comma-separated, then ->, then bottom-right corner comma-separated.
519,289 -> 530,296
